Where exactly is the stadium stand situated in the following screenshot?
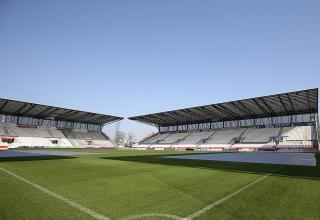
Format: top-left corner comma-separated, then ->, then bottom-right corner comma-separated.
144,133 -> 171,144
61,129 -> 113,148
130,88 -> 319,152
159,132 -> 190,144
0,98 -> 122,149
241,127 -> 280,143
205,129 -> 245,144
177,131 -> 213,145
0,124 -> 73,148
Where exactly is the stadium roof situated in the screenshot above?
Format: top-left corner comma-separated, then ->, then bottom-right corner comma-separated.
129,88 -> 318,127
0,98 -> 123,125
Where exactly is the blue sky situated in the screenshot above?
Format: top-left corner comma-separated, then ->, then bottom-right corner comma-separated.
0,0 -> 319,139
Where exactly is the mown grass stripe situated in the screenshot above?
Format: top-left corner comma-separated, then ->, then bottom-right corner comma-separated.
0,166 -> 109,220
182,166 -> 284,220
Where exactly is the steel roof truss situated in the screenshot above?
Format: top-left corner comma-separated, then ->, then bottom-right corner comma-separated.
0,100 -> 9,112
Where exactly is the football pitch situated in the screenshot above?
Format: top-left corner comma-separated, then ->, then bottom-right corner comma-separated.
0,149 -> 319,220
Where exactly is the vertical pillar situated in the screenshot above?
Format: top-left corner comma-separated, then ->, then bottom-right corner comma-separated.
312,113 -> 320,150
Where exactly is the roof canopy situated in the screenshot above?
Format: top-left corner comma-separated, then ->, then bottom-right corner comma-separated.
129,88 -> 318,126
0,98 -> 123,125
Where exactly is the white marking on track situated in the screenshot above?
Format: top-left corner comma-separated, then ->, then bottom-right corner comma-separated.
0,166 -> 109,220
182,166 -> 284,220
122,213 -> 182,220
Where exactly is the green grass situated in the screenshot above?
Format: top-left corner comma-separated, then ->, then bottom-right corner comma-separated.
0,149 -> 319,220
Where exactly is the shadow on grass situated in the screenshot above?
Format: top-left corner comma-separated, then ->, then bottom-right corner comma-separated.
102,152 -> 320,181
0,155 -> 76,162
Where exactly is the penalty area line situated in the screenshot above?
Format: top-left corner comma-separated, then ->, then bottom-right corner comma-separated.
0,166 -> 109,220
122,213 -> 183,220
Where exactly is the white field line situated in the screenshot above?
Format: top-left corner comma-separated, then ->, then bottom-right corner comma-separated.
122,213 -> 182,220
121,166 -> 283,220
182,166 -> 284,220
0,164 -> 284,220
0,166 -> 109,220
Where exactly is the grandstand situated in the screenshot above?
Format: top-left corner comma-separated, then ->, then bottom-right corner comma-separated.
0,98 -> 122,149
129,88 -> 319,152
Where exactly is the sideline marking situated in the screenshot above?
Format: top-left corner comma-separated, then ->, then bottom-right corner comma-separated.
182,166 -> 284,220
0,166 -> 109,220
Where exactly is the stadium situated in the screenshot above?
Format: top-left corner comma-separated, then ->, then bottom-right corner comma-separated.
0,97 -> 123,150
129,88 -> 319,153
1,0 -> 320,218
0,88 -> 319,220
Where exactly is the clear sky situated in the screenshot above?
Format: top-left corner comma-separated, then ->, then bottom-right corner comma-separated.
0,0 -> 319,139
